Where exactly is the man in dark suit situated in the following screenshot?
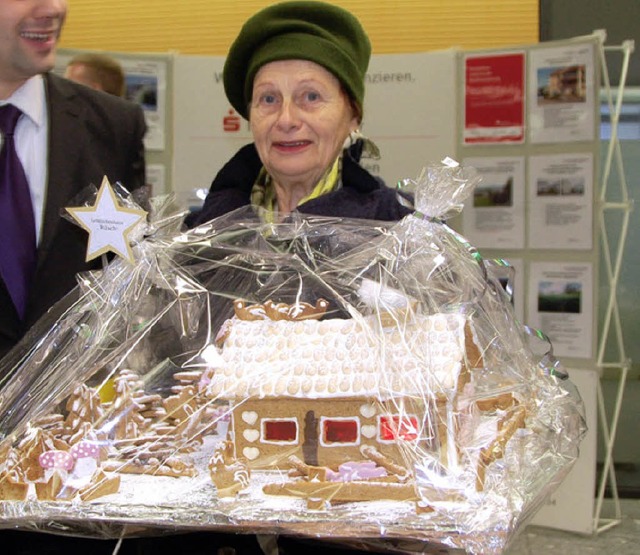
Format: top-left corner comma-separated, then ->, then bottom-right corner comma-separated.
0,0 -> 146,363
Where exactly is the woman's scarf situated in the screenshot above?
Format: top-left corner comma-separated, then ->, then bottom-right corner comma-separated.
249,132 -> 379,222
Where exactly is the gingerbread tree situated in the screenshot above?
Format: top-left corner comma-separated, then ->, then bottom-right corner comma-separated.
64,384 -> 105,440
110,371 -> 147,440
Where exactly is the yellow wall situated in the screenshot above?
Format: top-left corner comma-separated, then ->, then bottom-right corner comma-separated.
61,0 -> 538,55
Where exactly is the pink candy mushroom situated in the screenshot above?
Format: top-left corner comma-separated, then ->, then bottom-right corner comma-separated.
70,441 -> 101,461
39,450 -> 75,472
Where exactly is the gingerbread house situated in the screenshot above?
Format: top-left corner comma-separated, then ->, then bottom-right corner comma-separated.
207,300 -> 485,473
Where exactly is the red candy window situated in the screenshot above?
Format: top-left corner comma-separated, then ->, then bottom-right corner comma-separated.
379,415 -> 419,442
262,419 -> 298,443
322,418 -> 359,445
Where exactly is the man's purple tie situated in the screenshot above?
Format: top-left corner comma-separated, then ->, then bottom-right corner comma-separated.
0,104 -> 36,320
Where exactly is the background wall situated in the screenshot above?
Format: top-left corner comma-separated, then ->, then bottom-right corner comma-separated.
60,0 -> 538,55
540,0 -> 639,86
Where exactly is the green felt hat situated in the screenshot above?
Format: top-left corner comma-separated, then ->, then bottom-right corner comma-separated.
223,1 -> 371,120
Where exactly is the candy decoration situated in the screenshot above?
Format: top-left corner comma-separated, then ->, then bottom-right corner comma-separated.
70,441 -> 101,460
326,460 -> 388,482
38,450 -> 75,472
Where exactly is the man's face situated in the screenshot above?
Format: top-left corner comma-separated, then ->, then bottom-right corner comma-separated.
0,0 -> 67,97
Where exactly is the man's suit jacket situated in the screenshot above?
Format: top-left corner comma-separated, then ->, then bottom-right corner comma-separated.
0,72 -> 146,361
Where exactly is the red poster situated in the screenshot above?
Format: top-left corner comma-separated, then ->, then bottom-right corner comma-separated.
464,52 -> 525,144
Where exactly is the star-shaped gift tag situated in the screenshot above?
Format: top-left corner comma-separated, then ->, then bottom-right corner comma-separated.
66,176 -> 147,264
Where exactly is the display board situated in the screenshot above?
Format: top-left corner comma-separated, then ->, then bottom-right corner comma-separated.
530,367 -> 598,533
456,34 -> 605,535
457,35 -> 601,370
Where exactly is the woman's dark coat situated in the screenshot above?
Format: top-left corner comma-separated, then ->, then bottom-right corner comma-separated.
186,143 -> 413,228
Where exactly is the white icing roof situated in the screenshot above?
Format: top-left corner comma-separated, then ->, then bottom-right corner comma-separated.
207,313 -> 472,401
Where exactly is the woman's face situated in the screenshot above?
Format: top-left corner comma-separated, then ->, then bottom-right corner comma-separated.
250,59 -> 358,190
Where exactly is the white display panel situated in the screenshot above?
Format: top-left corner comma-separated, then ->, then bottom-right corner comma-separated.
531,367 -> 598,534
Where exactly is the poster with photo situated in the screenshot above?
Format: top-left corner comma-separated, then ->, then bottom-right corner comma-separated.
464,52 -> 525,144
527,262 -> 593,359
462,156 -> 525,249
119,58 -> 167,152
53,51 -> 168,152
528,42 -> 596,143
528,153 -> 593,250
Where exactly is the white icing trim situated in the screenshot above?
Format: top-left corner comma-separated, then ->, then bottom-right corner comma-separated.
359,403 -> 377,418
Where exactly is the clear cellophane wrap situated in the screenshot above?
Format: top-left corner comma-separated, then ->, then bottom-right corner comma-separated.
0,162 -> 585,554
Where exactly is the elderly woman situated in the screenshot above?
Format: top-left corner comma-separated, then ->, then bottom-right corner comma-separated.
188,0 -> 412,227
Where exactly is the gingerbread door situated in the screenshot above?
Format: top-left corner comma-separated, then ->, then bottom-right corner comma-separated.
302,410 -> 319,466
